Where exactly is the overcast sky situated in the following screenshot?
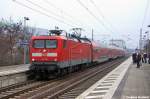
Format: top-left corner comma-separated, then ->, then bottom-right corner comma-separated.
0,0 -> 150,49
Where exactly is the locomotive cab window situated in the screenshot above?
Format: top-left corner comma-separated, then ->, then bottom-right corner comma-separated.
33,40 -> 57,48
46,40 -> 57,48
34,40 -> 44,48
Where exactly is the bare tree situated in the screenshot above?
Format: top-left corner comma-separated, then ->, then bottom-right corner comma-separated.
0,18 -> 34,66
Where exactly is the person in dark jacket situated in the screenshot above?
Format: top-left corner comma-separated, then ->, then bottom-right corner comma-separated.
132,53 -> 137,64
143,53 -> 147,63
148,53 -> 150,64
136,53 -> 142,68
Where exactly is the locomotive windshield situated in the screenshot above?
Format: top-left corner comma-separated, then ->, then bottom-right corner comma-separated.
34,40 -> 44,48
33,40 -> 57,48
46,40 -> 57,48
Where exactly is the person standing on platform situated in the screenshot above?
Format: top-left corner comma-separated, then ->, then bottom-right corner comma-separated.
148,53 -> 150,64
136,53 -> 142,68
141,53 -> 144,63
143,53 -> 147,63
132,53 -> 137,64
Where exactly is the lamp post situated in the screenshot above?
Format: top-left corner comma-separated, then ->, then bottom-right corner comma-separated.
139,28 -> 142,52
143,32 -> 148,53
147,25 -> 150,53
140,25 -> 150,53
23,17 -> 29,64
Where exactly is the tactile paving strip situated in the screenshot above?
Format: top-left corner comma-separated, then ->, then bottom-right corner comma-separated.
76,57 -> 132,99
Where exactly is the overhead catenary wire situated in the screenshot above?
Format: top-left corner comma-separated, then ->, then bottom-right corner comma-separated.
12,0 -> 76,27
25,0 -> 79,27
42,0 -> 89,29
43,0 -> 73,19
46,1 -> 103,34
76,0 -> 115,34
12,0 -> 98,39
89,0 -> 119,34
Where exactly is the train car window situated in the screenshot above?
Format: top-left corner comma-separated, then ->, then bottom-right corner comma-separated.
63,40 -> 67,48
46,40 -> 57,48
34,40 -> 44,48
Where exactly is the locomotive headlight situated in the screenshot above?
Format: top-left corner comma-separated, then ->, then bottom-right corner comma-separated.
54,58 -> 57,61
43,49 -> 46,52
32,58 -> 35,61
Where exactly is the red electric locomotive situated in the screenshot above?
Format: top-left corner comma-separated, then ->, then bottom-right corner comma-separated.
29,30 -> 93,79
29,30 -> 125,79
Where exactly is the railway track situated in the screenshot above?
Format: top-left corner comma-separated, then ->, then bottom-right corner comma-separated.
0,80 -> 35,93
0,57 -> 126,99
58,58 -> 126,99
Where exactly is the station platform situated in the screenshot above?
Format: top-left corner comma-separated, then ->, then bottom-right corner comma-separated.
0,64 -> 29,76
76,57 -> 150,99
113,62 -> 150,99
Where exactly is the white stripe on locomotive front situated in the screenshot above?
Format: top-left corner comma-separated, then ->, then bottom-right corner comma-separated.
32,53 -> 57,57
32,53 -> 42,56
47,53 -> 57,57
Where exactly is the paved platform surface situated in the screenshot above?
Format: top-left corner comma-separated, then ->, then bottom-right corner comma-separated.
0,64 -> 29,76
113,62 -> 150,99
76,57 -> 132,99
